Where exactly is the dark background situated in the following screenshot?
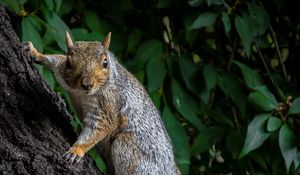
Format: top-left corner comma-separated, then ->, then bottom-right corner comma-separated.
1,0 -> 300,174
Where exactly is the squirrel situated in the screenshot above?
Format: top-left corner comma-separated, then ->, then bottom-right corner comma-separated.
24,31 -> 181,175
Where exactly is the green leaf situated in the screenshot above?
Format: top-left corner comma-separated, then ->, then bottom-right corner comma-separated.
267,116 -> 283,132
107,29 -> 127,56
146,56 -> 166,92
249,152 -> 269,173
226,131 -> 243,158
45,12 -> 71,50
84,10 -> 105,34
88,149 -> 106,173
44,0 -> 54,11
239,114 -> 271,158
200,89 -> 210,106
201,64 -> 217,104
279,124 -> 297,173
149,91 -> 161,108
171,79 -> 205,131
217,72 -> 247,117
22,16 -> 43,52
207,0 -> 223,6
188,0 -> 205,7
43,46 -> 62,55
157,0 -> 173,8
133,71 -> 145,84
43,0 -> 62,13
35,64 -> 44,75
288,97 -> 300,115
27,15 -> 43,32
221,12 -> 231,35
233,61 -> 263,89
296,166 -> 300,175
71,28 -> 104,41
59,0 -> 74,15
192,126 -> 225,155
162,106 -> 190,175
42,68 -> 55,88
234,15 -> 253,56
250,85 -> 278,112
135,39 -> 163,63
58,89 -> 76,114
127,29 -> 143,53
248,90 -> 277,111
254,86 -> 278,105
248,92 -> 275,111
208,110 -> 234,127
247,2 -> 270,36
203,64 -> 217,92
54,0 -> 63,13
0,0 -> 25,13
190,12 -> 219,29
294,151 -> 300,170
184,16 -> 200,45
128,39 -> 163,72
179,56 -> 200,95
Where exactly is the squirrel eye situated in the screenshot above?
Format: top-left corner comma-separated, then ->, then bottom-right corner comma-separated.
102,57 -> 108,68
65,59 -> 72,69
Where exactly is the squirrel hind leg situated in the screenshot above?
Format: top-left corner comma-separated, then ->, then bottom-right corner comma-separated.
112,132 -> 179,175
111,132 -> 142,175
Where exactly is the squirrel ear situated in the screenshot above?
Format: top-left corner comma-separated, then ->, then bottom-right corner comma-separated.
102,32 -> 111,52
65,31 -> 74,49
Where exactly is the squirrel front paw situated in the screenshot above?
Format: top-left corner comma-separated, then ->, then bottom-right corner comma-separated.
23,41 -> 36,54
22,42 -> 42,63
63,147 -> 84,164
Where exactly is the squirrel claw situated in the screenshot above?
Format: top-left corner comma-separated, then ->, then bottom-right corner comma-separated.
63,151 -> 82,164
22,42 -> 30,51
22,41 -> 35,53
22,41 -> 41,63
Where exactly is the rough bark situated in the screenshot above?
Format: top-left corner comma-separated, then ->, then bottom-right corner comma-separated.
0,7 -> 101,175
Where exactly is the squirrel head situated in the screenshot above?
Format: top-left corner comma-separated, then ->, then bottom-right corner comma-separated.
61,32 -> 112,95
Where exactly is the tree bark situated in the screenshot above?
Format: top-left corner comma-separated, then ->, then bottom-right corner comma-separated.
0,7 -> 101,175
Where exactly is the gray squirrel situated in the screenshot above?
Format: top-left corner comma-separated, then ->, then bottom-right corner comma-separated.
25,32 -> 181,175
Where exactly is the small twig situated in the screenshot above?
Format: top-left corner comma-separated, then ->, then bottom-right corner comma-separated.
227,36 -> 237,71
208,90 -> 215,110
255,43 -> 275,86
229,0 -> 240,13
232,107 -> 240,133
270,26 -> 288,81
248,159 -> 256,175
203,91 -> 216,126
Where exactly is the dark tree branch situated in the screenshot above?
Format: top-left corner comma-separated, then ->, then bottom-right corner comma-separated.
0,7 -> 101,175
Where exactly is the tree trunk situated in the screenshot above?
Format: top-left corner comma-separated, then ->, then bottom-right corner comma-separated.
0,7 -> 101,175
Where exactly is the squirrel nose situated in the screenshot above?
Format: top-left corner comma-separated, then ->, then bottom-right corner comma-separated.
81,77 -> 94,90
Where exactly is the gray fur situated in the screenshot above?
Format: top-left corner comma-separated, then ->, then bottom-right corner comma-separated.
108,54 -> 179,175
25,39 -> 180,175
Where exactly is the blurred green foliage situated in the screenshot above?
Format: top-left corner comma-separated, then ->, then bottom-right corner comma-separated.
1,0 -> 300,174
